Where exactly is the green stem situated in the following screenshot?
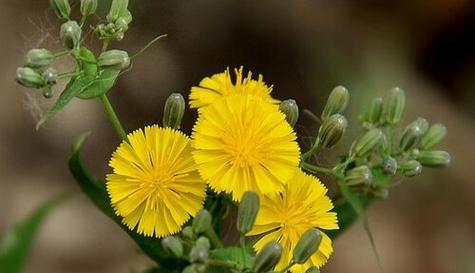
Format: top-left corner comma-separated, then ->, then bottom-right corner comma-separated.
204,227 -> 223,248
240,235 -> 248,269
57,71 -> 83,80
99,94 -> 128,142
301,162 -> 337,176
301,141 -> 322,164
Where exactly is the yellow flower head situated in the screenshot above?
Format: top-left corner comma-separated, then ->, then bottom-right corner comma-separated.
192,94 -> 300,201
248,170 -> 339,272
106,126 -> 206,238
189,67 -> 280,109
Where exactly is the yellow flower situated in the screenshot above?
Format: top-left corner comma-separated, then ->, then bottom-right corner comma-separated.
192,94 -> 300,201
189,67 -> 280,109
248,170 -> 339,272
106,126 -> 206,238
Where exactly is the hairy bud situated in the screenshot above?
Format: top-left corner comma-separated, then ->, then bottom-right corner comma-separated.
419,123 -> 447,150
317,114 -> 348,149
382,156 -> 398,175
16,67 -> 45,89
253,241 -> 283,273
345,165 -> 372,186
50,0 -> 71,20
163,93 -> 185,129
355,129 -> 384,157
192,210 -> 212,234
107,0 -> 130,22
196,236 -> 211,249
400,160 -> 422,177
161,236 -> 184,258
189,245 -> 209,264
400,123 -> 423,152
98,50 -> 130,70
279,99 -> 299,127
366,97 -> 383,124
181,226 -> 194,240
60,21 -> 81,50
42,68 -> 58,85
80,0 -> 98,17
321,86 -> 350,121
293,228 -> 322,264
373,187 -> 389,200
417,150 -> 450,168
237,191 -> 260,234
25,49 -> 54,68
385,87 -> 405,125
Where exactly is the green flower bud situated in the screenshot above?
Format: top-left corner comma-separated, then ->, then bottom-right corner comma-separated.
279,99 -> 299,127
16,67 -> 45,89
107,0 -> 130,22
60,21 -> 81,50
196,236 -> 211,250
382,156 -> 398,175
182,265 -> 198,273
317,114 -> 348,149
305,266 -> 320,273
373,187 -> 389,200
50,0 -> 71,20
181,226 -> 194,240
417,150 -> 450,168
163,93 -> 186,129
385,87 -> 405,124
237,191 -> 260,234
192,210 -> 212,234
189,245 -> 209,264
24,49 -> 54,68
42,86 -> 54,99
400,160 -> 422,177
321,86 -> 350,121
399,123 -> 423,152
98,49 -> 130,70
80,0 -> 98,16
253,241 -> 283,273
42,68 -> 58,85
355,129 -> 384,157
419,123 -> 447,150
345,165 -> 372,186
366,97 -> 383,124
293,228 -> 322,264
161,236 -> 184,258
413,117 -> 429,135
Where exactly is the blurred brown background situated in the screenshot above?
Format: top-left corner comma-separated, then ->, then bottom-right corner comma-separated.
1,0 -> 475,273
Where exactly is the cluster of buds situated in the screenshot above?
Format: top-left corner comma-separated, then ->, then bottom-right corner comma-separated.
297,86 -> 450,200
94,0 -> 132,41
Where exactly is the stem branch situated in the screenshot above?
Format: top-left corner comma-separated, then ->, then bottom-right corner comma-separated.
99,94 -> 128,142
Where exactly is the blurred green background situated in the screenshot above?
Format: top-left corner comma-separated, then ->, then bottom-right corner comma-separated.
1,1 -> 475,273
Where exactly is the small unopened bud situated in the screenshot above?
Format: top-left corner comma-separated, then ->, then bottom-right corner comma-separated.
107,0 -> 130,22
16,67 -> 45,89
196,236 -> 211,249
279,99 -> 299,127
355,129 -> 384,157
192,210 -> 212,234
60,21 -> 81,50
400,123 -> 423,152
161,236 -> 183,258
373,187 -> 389,200
237,191 -> 260,234
400,160 -> 422,177
413,117 -> 429,135
419,123 -> 447,150
253,241 -> 283,273
181,226 -> 194,240
80,0 -> 98,16
382,156 -> 398,175
293,228 -> 322,264
42,68 -> 58,85
182,265 -> 198,273
321,86 -> 350,121
189,245 -> 209,264
345,165 -> 372,186
385,87 -> 405,125
306,266 -> 321,273
317,114 -> 347,149
42,86 -> 54,98
50,0 -> 71,20
25,49 -> 54,68
366,97 -> 383,124
115,12 -> 132,32
98,50 -> 130,70
163,93 -> 185,129
417,150 -> 450,168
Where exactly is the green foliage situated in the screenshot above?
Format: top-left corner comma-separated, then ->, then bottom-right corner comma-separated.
208,247 -> 254,273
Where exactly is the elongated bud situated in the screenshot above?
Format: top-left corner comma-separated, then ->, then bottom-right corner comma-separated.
253,241 -> 283,273
80,0 -> 98,16
345,165 -> 372,186
196,236 -> 211,249
400,123 -> 423,152
98,50 -> 130,70
366,97 -> 383,123
413,117 -> 429,135
163,93 -> 186,129
355,129 -> 384,157
16,67 -> 45,89
42,68 -> 58,85
400,160 -> 422,177
385,87 -> 405,124
237,191 -> 260,234
293,228 -> 322,264
107,0 -> 130,22
306,266 -> 320,273
317,114 -> 347,149
279,99 -> 299,127
161,236 -> 184,258
192,210 -> 212,234
25,49 -> 54,68
373,187 -> 389,200
417,150 -> 450,168
321,86 -> 350,121
182,265 -> 198,273
189,245 -> 209,263
382,156 -> 398,175
60,21 -> 81,50
50,0 -> 71,20
419,123 -> 447,150
181,226 -> 194,240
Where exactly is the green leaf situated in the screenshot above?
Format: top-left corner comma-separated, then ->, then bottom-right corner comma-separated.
36,48 -> 98,129
77,69 -> 120,99
0,195 -> 68,273
68,133 -> 185,269
207,247 -> 254,273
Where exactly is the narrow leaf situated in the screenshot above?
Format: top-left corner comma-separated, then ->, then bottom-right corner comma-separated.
77,69 -> 120,99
